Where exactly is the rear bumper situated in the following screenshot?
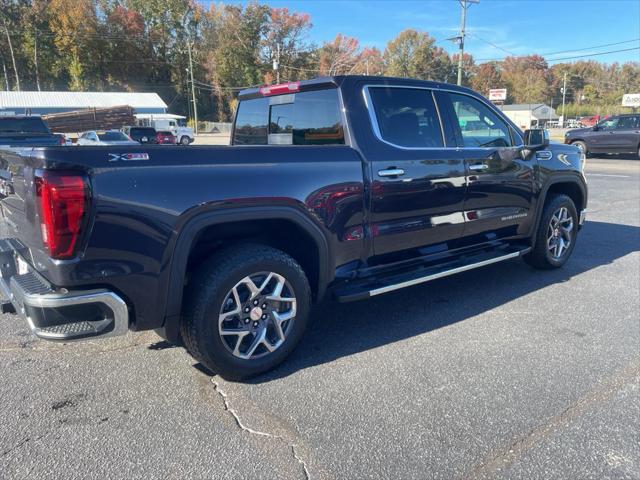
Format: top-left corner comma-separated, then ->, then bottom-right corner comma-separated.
0,238 -> 128,342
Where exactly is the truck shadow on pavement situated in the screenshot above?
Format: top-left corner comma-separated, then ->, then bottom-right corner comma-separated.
234,220 -> 639,383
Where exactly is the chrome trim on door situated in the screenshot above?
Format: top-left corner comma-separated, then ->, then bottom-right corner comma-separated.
468,163 -> 488,171
378,168 -> 406,177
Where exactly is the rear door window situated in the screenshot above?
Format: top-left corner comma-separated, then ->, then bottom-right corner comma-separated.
233,88 -> 345,146
616,116 -> 637,129
367,87 -> 444,148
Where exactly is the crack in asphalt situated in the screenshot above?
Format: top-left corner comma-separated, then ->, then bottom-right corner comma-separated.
461,359 -> 640,479
212,379 -> 311,480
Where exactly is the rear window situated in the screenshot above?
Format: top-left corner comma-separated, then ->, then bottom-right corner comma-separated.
97,131 -> 129,141
233,88 -> 345,146
157,131 -> 173,136
0,117 -> 50,135
130,128 -> 156,136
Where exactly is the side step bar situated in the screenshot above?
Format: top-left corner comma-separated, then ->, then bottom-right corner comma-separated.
335,247 -> 531,302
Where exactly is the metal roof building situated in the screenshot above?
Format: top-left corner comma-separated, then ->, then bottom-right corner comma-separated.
500,103 -> 559,129
0,91 -> 167,115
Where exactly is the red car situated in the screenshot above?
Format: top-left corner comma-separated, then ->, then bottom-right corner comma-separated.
156,130 -> 177,145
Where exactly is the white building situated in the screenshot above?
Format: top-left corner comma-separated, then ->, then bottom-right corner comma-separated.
0,91 -> 167,116
500,103 -> 559,129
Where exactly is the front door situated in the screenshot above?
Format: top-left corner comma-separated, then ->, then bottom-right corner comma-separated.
442,92 -> 535,242
363,86 -> 467,259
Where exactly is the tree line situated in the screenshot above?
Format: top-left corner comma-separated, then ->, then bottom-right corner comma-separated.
1,0 -> 638,122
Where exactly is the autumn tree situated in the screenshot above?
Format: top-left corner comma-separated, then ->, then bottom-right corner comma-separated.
471,62 -> 502,96
48,0 -> 100,90
351,47 -> 385,76
262,7 -> 313,83
500,55 -> 552,103
383,29 -> 448,81
318,34 -> 360,75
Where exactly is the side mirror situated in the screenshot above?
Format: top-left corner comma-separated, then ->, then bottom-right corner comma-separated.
523,128 -> 549,149
592,125 -> 599,131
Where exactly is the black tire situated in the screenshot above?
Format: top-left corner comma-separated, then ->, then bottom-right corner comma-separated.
524,194 -> 579,270
571,140 -> 587,156
180,244 -> 311,380
180,136 -> 190,146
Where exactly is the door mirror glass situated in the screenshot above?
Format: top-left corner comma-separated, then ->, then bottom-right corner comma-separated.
523,128 -> 549,149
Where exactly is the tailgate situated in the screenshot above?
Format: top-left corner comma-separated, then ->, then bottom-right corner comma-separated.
0,147 -> 46,269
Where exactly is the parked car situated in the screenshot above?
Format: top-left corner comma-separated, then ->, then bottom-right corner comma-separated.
77,130 -> 139,146
156,130 -> 177,145
0,115 -> 63,147
565,114 -> 640,157
0,76 -> 587,380
137,117 -> 194,145
121,126 -> 158,144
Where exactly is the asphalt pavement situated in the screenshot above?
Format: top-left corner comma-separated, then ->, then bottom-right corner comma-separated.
1,157 -> 638,480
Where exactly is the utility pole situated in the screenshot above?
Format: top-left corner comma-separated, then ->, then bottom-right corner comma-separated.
561,72 -> 567,128
452,0 -> 479,86
273,44 -> 280,83
183,9 -> 198,134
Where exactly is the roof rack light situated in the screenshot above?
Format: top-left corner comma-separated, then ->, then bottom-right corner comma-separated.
259,81 -> 300,97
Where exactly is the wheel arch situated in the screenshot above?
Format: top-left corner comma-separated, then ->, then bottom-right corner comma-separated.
531,175 -> 587,248
159,207 -> 331,342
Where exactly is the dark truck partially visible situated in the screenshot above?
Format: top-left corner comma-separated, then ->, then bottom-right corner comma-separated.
0,76 -> 587,379
0,115 -> 64,147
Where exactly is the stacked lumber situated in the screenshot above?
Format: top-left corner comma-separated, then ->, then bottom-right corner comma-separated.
42,105 -> 136,133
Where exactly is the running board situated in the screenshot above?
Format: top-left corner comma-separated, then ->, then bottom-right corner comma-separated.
334,246 -> 531,302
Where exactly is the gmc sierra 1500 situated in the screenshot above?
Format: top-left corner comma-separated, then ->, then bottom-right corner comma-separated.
0,76 -> 587,379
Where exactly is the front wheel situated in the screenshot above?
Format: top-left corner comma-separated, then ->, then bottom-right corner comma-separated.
572,140 -> 587,156
180,136 -> 191,146
181,244 -> 311,380
524,194 -> 579,269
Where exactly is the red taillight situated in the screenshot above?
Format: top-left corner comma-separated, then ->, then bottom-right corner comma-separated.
259,81 -> 300,96
58,134 -> 66,145
35,171 -> 88,259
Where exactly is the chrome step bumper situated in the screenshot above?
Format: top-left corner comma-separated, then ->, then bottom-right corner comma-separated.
0,238 -> 128,342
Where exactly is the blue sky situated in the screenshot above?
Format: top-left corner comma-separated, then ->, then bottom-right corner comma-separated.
202,0 -> 640,64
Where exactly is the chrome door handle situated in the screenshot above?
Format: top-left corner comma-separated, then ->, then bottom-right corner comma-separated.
468,163 -> 488,171
378,168 -> 405,177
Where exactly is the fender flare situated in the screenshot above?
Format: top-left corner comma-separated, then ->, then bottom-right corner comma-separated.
530,174 -> 587,247
159,206 -> 331,342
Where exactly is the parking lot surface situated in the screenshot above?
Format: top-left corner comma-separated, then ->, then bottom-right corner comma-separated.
1,158 -> 638,480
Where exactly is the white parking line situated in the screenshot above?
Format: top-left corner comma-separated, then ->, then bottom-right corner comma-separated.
586,173 -> 631,178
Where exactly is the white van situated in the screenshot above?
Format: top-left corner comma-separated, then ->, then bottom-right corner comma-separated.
135,114 -> 194,145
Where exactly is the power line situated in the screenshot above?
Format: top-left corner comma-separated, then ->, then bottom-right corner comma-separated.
477,38 -> 640,62
477,46 -> 640,64
468,33 -> 515,56
546,46 -> 640,63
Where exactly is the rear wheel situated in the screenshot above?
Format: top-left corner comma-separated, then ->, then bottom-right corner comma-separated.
524,194 -> 578,269
181,244 -> 311,380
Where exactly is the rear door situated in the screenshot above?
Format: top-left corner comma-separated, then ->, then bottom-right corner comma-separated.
441,91 -> 535,242
363,86 -> 467,258
609,116 -> 640,152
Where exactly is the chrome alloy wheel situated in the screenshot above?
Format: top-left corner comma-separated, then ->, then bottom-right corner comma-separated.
547,206 -> 573,260
218,272 -> 297,360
